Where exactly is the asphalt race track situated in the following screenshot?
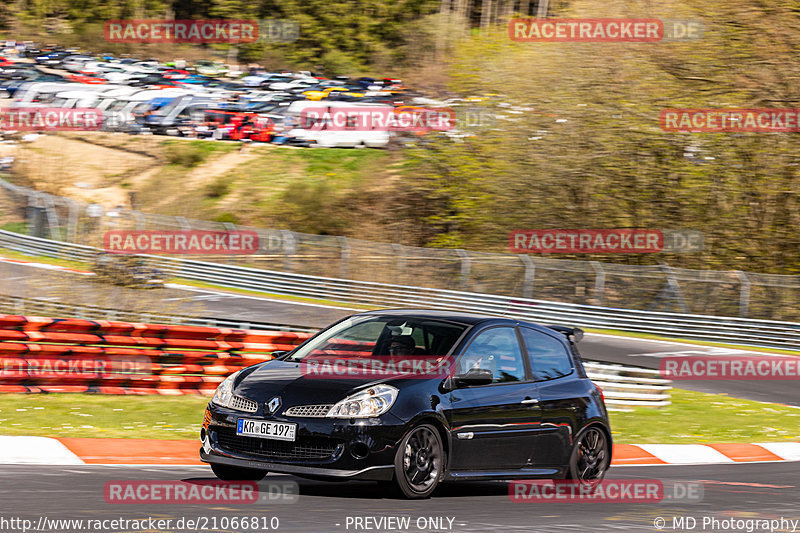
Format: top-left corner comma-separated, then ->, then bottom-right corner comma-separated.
0,462 -> 798,533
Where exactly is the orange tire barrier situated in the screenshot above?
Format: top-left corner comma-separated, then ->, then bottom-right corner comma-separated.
0,314 -> 314,394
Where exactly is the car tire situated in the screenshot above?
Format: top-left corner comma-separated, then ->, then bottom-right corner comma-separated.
566,425 -> 610,486
383,423 -> 444,499
210,463 -> 268,481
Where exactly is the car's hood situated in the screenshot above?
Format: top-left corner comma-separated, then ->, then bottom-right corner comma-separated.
233,359 -> 398,409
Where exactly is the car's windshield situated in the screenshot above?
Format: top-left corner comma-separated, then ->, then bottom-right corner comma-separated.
287,316 -> 469,361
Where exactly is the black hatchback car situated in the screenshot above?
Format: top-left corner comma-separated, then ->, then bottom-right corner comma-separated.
200,310 -> 611,498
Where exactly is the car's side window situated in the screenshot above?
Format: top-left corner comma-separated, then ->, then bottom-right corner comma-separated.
457,327 -> 526,384
520,328 -> 573,381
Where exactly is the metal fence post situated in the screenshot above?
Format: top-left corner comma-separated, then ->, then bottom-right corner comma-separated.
660,264 -> 690,313
281,230 -> 295,271
392,243 -> 406,284
133,211 -> 146,230
26,191 -> 42,237
42,193 -> 63,242
456,249 -> 471,290
590,261 -> 605,307
736,271 -> 751,318
65,198 -> 79,243
338,236 -> 350,279
520,255 -> 535,299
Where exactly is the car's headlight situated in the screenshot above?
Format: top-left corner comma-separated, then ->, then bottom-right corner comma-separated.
211,370 -> 241,408
326,385 -> 398,419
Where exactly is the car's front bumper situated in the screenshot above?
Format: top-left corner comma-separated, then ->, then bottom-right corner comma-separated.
200,404 -> 407,481
199,449 -> 394,481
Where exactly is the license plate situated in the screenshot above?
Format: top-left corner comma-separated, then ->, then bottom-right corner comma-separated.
236,418 -> 296,442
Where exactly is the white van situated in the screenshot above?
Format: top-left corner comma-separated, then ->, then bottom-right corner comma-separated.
284,101 -> 392,148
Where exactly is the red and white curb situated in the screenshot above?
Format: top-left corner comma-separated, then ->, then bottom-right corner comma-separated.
0,436 -> 85,465
0,437 -> 799,466
611,442 -> 800,466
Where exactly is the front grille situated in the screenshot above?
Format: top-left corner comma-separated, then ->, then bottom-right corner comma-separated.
284,404 -> 334,418
215,427 -> 341,461
230,395 -> 258,413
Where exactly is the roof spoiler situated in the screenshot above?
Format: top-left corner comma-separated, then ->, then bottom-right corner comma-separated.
546,325 -> 584,343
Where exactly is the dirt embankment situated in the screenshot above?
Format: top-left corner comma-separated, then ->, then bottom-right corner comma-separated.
7,133 -> 249,211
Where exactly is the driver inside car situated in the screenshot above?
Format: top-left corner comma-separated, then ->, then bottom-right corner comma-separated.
388,335 -> 416,356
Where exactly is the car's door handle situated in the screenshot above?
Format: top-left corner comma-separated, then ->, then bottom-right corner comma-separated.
521,398 -> 539,404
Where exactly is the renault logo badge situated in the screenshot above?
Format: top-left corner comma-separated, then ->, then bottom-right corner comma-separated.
266,396 -> 281,414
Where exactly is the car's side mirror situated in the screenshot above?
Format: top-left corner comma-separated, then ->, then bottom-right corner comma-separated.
270,350 -> 289,360
453,368 -> 493,388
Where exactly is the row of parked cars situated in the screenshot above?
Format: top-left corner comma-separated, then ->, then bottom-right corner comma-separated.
1,41 -> 473,148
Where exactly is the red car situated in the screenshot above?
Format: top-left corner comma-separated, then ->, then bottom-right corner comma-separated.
68,73 -> 107,84
205,110 -> 274,142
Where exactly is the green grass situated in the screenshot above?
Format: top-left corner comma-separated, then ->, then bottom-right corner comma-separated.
0,247 -> 91,271
1,222 -> 29,234
0,389 -> 798,443
162,139 -> 238,167
207,147 -> 393,231
0,394 -> 209,440
609,388 -> 800,444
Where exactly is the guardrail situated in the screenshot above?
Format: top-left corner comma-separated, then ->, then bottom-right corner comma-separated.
0,229 -> 798,351
583,362 -> 672,410
0,313 -> 669,408
0,294 -> 318,333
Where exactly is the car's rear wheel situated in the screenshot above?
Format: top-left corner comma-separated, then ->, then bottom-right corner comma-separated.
566,426 -> 609,485
210,463 -> 267,481
382,424 -> 444,499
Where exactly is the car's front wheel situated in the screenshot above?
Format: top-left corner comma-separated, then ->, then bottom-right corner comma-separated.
210,463 -> 267,481
382,424 -> 444,499
566,426 -> 610,485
